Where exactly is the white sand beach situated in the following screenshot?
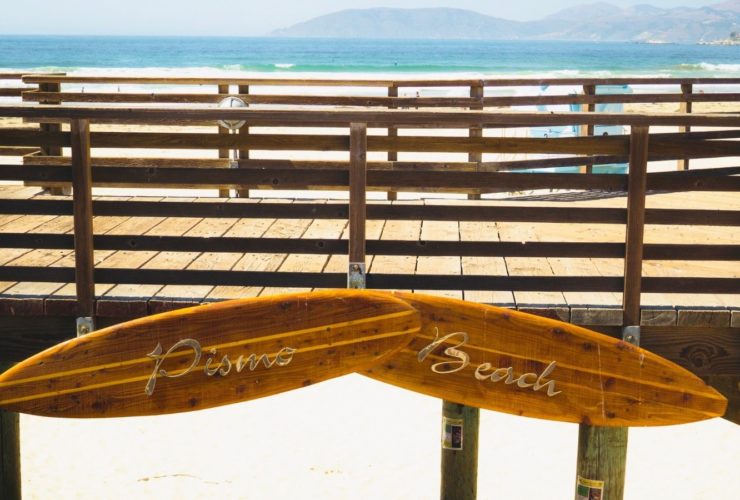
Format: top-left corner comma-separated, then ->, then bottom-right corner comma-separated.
20,374 -> 740,499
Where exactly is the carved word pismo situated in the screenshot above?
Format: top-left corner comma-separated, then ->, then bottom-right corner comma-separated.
145,339 -> 296,396
417,329 -> 562,397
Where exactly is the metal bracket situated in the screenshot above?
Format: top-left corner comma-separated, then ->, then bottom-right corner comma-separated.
622,325 -> 640,347
76,316 -> 95,337
347,263 -> 366,289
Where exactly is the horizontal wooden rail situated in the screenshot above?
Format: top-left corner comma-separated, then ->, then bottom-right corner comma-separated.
0,89 -> 30,97
1,106 -> 738,127
1,131 -> 737,161
0,147 -> 38,157
21,91 -> 740,107
23,155 -> 628,172
1,233 -> 737,260
0,266 -> 736,294
20,75 -> 740,87
1,198 -> 738,225
2,165 -> 738,192
17,155 -> 740,176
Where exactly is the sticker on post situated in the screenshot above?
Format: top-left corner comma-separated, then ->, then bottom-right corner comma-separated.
442,416 -> 463,450
576,476 -> 604,500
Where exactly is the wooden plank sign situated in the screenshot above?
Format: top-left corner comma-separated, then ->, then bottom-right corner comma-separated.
0,290 -> 420,418
365,293 -> 727,427
0,290 -> 726,426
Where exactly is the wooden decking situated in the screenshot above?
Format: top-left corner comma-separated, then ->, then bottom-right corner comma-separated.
1,184 -> 736,327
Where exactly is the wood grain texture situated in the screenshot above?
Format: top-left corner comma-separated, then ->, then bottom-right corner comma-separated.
365,292 -> 727,427
0,290 -> 420,418
623,126 -> 649,326
1,106 -> 738,128
19,90 -> 740,107
18,75 -> 740,86
576,425 -> 628,500
440,400 -> 479,500
70,119 -> 94,317
349,123 -> 367,264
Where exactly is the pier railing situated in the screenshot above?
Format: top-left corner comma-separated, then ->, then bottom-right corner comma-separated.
4,75 -> 738,192
16,74 -> 740,109
0,104 -> 738,331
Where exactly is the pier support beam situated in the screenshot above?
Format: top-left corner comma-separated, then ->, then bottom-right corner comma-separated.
575,425 -> 628,500
0,362 -> 21,500
440,400 -> 479,500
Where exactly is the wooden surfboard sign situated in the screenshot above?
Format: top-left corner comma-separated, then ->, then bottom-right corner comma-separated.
0,290 -> 726,426
0,290 -> 420,418
365,292 -> 727,427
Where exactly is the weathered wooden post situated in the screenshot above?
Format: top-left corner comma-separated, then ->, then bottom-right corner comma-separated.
236,84 -> 250,198
348,123 -> 367,289
39,80 -> 69,195
387,84 -> 398,201
467,82 -> 484,200
217,84 -> 232,198
440,401 -> 479,500
580,84 -> 596,174
0,361 -> 21,500
71,119 -> 95,334
574,125 -> 648,500
677,83 -> 693,171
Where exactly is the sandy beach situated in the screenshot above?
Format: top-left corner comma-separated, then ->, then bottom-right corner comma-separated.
4,90 -> 738,499
19,375 -> 740,499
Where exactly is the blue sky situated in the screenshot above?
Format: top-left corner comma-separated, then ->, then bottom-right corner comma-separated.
0,0 -> 723,36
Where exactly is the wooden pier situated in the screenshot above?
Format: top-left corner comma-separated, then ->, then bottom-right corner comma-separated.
0,74 -> 738,498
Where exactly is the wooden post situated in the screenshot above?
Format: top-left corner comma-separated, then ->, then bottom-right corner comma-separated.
0,362 -> 21,500
440,400 -> 479,500
387,85 -> 398,201
71,119 -> 95,319
236,84 -> 250,198
39,81 -> 69,195
348,123 -> 367,289
580,84 -> 596,174
623,125 -> 649,327
217,84 -> 231,198
467,83 -> 484,200
677,83 -> 693,171
574,126 -> 647,500
575,425 -> 628,500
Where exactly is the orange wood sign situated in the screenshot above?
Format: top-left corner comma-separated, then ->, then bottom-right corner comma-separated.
0,290 -> 419,418
0,290 -> 726,426
365,293 -> 726,427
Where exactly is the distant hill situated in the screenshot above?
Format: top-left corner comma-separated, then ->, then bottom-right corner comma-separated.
271,2 -> 740,43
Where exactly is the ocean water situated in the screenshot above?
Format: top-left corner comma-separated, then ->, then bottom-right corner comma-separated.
0,35 -> 738,77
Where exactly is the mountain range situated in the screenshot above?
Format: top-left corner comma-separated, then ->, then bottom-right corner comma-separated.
271,2 -> 740,43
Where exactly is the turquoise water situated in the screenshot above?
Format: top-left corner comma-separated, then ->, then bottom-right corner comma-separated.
0,36 -> 738,76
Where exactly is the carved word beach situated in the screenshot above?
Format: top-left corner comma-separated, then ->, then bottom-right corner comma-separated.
417,330 -> 562,397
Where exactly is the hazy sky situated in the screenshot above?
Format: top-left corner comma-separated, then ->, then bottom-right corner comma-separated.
0,0 -> 723,36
